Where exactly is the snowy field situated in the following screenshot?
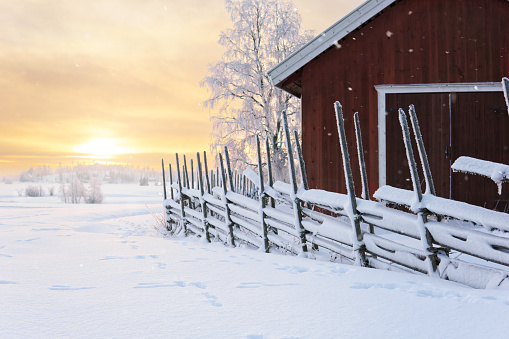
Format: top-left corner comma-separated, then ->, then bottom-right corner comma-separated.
1,182 -> 508,338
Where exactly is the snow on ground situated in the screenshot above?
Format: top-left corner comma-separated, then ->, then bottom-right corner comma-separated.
1,183 -> 508,338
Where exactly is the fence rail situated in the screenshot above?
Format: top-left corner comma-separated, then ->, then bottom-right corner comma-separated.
162,102 -> 509,289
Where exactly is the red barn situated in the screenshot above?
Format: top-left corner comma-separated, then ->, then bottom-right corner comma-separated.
269,0 -> 509,209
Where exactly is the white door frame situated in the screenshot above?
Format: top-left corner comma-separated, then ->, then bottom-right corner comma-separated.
375,82 -> 503,187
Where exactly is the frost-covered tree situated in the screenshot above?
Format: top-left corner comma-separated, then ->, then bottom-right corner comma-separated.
60,176 -> 86,204
202,0 -> 313,180
86,177 -> 103,204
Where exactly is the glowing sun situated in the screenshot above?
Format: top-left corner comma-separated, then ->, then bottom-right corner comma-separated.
74,138 -> 130,158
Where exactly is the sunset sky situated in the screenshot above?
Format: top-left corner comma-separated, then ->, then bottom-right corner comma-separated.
0,0 -> 363,177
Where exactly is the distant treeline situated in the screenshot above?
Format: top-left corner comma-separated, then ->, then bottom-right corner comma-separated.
15,163 -> 161,185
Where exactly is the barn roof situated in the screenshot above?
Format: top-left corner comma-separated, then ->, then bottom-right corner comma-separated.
268,0 -> 397,96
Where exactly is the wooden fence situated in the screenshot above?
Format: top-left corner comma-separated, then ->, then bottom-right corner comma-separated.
162,102 -> 509,289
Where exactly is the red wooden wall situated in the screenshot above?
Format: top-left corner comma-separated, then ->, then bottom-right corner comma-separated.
296,0 -> 509,205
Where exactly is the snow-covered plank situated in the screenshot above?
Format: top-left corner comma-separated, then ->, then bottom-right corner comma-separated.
374,185 -> 415,206
186,214 -> 204,230
438,255 -> 509,289
301,216 -> 353,247
367,257 -> 414,274
263,206 -> 295,225
183,205 -> 203,222
242,168 -> 260,187
206,215 -> 228,233
212,186 -> 223,197
356,199 -> 420,239
363,233 -> 429,274
233,229 -> 263,248
452,156 -> 509,182
230,214 -> 262,238
226,191 -> 259,211
229,203 -> 259,223
264,185 -> 288,204
452,156 -> 509,194
374,185 -> 509,232
182,187 -> 201,200
164,198 -> 181,211
304,233 -> 354,261
298,189 -> 348,212
267,232 -> 301,255
186,221 -> 204,236
206,202 -> 225,216
202,192 -> 224,208
426,221 -> 509,266
272,181 -> 292,196
264,217 -> 298,237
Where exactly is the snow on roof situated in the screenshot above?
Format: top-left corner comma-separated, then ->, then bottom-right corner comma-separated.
268,0 -> 396,87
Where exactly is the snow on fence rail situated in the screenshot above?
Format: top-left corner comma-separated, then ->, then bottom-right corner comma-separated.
162,104 -> 509,289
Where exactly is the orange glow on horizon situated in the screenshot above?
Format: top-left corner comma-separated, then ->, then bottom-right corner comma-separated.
0,0 -> 364,177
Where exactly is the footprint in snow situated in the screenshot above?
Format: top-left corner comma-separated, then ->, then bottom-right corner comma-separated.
350,282 -> 399,290
202,292 -> 222,307
49,285 -> 95,291
133,282 -> 175,289
276,265 -> 309,274
190,282 -> 206,289
0,280 -> 17,285
153,262 -> 166,269
237,282 -> 263,289
99,256 -> 128,260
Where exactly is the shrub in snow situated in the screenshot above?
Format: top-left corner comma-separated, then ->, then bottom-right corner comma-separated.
15,187 -> 24,196
60,177 -> 86,204
86,177 -> 103,204
139,176 -> 149,186
25,185 -> 44,197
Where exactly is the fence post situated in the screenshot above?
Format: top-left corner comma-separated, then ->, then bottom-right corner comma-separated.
354,112 -> 374,234
197,152 -> 211,242
257,136 -> 270,252
224,146 -> 235,192
183,155 -> 190,189
294,131 -> 309,191
334,102 -> 368,267
398,109 -> 438,277
265,137 -> 275,208
169,163 -> 174,200
408,105 -> 436,196
162,158 -> 167,200
219,152 -> 235,247
203,151 -> 211,194
282,110 -> 308,255
175,153 -> 187,234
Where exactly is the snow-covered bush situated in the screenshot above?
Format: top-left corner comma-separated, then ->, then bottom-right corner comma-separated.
139,176 -> 149,186
25,185 -> 44,197
86,177 -> 103,204
60,177 -> 86,203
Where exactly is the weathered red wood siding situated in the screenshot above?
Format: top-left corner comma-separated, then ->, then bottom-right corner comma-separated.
299,0 -> 509,201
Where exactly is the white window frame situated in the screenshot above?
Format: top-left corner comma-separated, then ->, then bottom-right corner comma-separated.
375,82 -> 503,187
